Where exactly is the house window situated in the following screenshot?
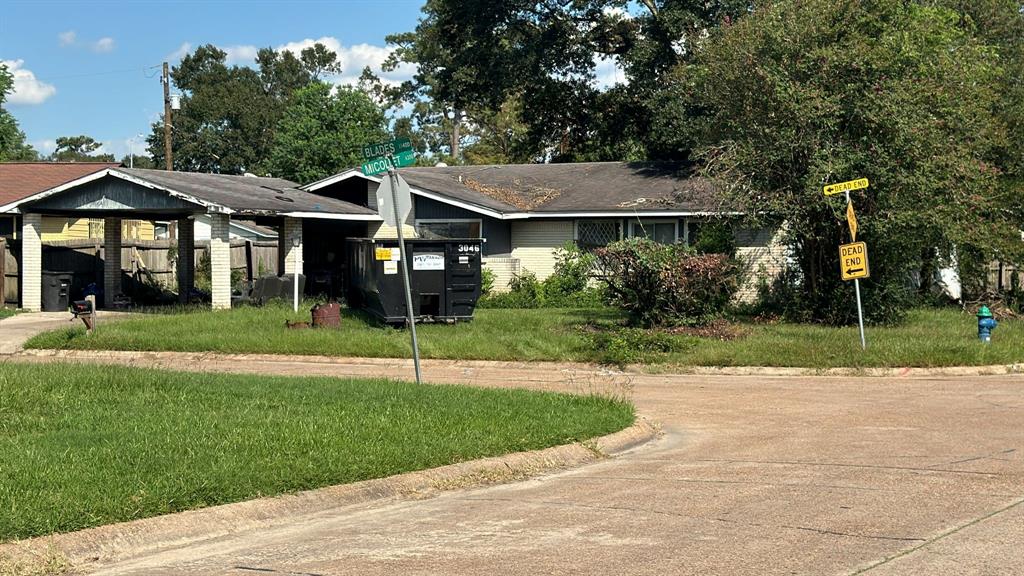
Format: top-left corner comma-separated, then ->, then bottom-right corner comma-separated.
415,219 -> 482,239
684,220 -> 702,246
576,220 -> 621,251
630,220 -> 678,244
88,219 -> 104,239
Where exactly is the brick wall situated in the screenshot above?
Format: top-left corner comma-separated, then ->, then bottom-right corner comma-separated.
20,214 -> 42,311
282,217 -> 303,275
734,223 -> 788,303
209,213 -> 231,309
103,217 -> 123,304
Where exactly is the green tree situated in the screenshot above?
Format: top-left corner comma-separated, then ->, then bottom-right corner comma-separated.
0,63 -> 38,161
267,82 -> 388,184
51,135 -> 115,162
688,0 -> 1023,324
147,42 -> 338,174
119,154 -> 156,169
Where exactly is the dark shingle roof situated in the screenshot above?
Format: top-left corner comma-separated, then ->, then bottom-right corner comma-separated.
396,162 -> 722,214
117,168 -> 376,216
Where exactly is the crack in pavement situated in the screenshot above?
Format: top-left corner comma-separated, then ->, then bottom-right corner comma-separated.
847,496 -> 1024,575
695,458 -> 1002,476
456,496 -> 925,543
234,567 -> 327,576
934,448 -> 1017,468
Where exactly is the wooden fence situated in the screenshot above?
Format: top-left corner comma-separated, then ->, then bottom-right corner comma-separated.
2,238 -> 279,306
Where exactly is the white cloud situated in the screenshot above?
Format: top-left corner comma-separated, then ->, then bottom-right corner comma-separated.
223,44 -> 259,65
1,59 -> 57,105
58,30 -> 76,46
166,42 -> 192,62
92,37 -> 115,53
594,54 -> 625,89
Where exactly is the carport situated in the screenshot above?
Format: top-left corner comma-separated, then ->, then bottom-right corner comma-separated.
0,168 -> 380,310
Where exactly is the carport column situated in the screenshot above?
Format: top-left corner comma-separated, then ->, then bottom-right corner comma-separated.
209,213 -> 231,310
283,217 -> 303,276
103,217 -> 122,307
176,217 -> 195,303
20,213 -> 42,312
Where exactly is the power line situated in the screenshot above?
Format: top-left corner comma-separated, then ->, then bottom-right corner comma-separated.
36,65 -> 162,82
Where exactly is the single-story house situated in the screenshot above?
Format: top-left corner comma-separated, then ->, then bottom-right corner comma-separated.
0,162 -> 156,241
0,166 -> 378,310
303,162 -> 786,299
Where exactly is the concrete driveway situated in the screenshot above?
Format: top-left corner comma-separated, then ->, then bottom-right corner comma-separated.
73,368 -> 1023,576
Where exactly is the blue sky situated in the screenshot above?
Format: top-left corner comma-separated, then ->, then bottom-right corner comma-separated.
0,0 -> 426,160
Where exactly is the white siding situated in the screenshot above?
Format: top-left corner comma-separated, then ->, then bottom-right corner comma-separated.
510,220 -> 574,280
734,223 -> 788,303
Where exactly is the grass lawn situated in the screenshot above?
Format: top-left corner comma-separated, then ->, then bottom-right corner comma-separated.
24,303 -> 1024,368
0,308 -> 16,320
0,363 -> 633,541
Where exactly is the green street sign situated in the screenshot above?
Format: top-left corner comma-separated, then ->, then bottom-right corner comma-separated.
361,138 -> 413,161
361,149 -> 416,176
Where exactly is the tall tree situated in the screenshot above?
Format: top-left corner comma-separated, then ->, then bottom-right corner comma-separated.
384,0 -> 747,162
51,135 -> 115,162
147,42 -> 339,174
267,82 -> 389,184
0,63 -> 38,161
688,0 -> 1023,324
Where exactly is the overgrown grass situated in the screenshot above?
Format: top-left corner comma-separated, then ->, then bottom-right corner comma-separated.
0,308 -> 17,320
23,303 -> 1024,368
0,363 -> 633,541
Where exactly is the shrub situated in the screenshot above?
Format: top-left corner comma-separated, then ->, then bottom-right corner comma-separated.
479,242 -> 605,309
595,238 -> 741,327
584,327 -> 695,365
480,267 -> 496,296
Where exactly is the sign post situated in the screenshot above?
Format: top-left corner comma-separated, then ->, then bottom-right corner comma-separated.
363,138 -> 422,384
825,178 -> 870,350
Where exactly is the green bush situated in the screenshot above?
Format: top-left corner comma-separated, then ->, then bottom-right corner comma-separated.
480,267 -> 496,296
595,238 -> 741,327
479,242 -> 606,309
584,327 -> 695,365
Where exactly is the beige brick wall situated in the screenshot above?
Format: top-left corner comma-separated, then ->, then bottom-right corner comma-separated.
483,257 -> 522,292
21,214 -> 42,311
103,217 -> 123,304
282,217 -> 304,275
734,223 -> 788,303
209,213 -> 231,309
510,221 -> 574,280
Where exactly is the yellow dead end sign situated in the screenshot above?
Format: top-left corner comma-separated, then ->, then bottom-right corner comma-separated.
846,201 -> 858,241
824,177 -> 869,196
839,242 -> 870,281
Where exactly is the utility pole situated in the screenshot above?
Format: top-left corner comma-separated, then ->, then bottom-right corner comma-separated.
162,62 -> 173,171
450,108 -> 460,161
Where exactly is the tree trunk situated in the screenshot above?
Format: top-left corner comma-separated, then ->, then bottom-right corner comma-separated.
451,109 -> 461,160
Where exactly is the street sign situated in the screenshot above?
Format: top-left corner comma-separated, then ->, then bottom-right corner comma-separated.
361,137 -> 413,160
374,172 -> 413,228
361,150 -> 416,176
846,201 -> 858,242
824,177 -> 869,196
839,241 -> 870,281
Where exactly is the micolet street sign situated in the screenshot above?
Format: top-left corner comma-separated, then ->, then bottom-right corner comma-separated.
824,177 -> 869,196
839,241 -> 870,281
361,149 -> 416,176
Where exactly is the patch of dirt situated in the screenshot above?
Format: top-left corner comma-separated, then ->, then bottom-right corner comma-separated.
665,319 -> 749,341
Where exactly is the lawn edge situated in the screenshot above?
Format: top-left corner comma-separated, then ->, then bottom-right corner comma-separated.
0,418 -> 658,575
14,348 -> 1024,377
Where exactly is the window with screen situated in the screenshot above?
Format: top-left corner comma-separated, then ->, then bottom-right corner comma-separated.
416,220 -> 482,239
576,220 -> 621,251
631,220 -> 677,244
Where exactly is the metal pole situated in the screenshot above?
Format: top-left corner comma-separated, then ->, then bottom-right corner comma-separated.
846,190 -> 866,349
389,168 -> 422,384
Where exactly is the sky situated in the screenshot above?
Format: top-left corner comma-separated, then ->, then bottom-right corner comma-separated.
0,0 -> 430,160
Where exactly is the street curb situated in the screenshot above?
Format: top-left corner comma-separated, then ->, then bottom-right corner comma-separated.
14,348 -> 1024,378
0,418 -> 659,575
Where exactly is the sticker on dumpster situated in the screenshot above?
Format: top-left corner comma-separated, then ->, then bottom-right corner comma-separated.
383,261 -> 398,275
413,253 -> 445,271
375,247 -> 392,261
459,256 -> 469,264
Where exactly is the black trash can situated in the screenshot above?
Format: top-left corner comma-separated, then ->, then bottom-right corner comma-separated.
41,271 -> 74,311
346,238 -> 483,324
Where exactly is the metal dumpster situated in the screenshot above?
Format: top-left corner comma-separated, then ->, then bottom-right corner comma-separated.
346,238 -> 482,324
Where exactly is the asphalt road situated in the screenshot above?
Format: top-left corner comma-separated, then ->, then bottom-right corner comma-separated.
78,368 -> 1023,576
